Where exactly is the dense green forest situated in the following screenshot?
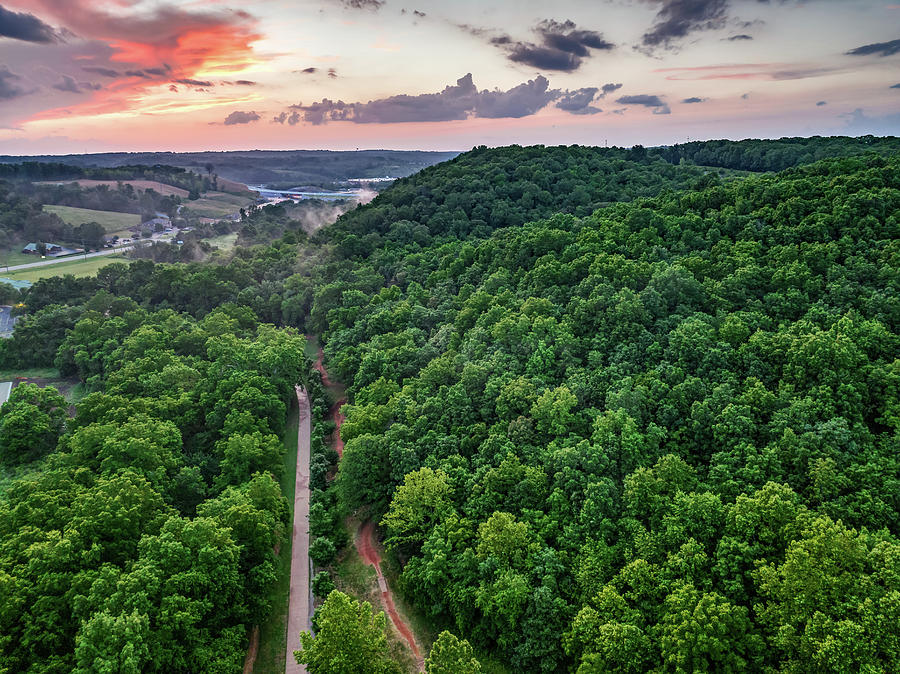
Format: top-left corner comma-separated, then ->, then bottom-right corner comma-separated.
656,134 -> 900,172
0,299 -> 316,672
1,137 -> 898,673
308,152 -> 900,672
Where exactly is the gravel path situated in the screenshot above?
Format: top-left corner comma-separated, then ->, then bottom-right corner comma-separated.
285,386 -> 312,674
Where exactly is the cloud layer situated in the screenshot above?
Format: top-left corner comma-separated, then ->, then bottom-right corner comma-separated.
223,110 -> 260,125
0,4 -> 59,43
846,38 -> 900,57
617,94 -> 671,114
0,65 -> 28,100
276,73 -> 610,125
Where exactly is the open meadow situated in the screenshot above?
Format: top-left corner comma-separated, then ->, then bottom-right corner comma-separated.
43,205 -> 141,233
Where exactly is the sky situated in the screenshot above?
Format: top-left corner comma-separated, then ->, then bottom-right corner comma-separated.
0,0 -> 898,153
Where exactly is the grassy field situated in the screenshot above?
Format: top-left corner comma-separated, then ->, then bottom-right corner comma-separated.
35,179 -> 189,197
2,254 -> 131,282
253,399 -> 300,674
44,205 -> 141,233
184,192 -> 254,218
1,250 -> 45,267
204,233 -> 238,251
0,368 -> 83,404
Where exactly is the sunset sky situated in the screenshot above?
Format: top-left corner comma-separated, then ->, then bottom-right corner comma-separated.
0,0 -> 898,153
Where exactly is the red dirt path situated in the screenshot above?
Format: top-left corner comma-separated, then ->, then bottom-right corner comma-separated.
310,340 -> 422,669
242,626 -> 259,673
357,521 -> 424,670
312,347 -> 346,458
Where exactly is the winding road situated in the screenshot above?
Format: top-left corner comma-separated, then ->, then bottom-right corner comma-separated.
285,386 -> 312,674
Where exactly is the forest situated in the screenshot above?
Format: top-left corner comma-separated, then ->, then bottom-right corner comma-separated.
0,136 -> 898,673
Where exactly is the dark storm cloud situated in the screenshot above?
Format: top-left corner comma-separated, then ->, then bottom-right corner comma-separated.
144,67 -> 170,76
223,110 -> 260,125
82,65 -> 119,78
491,19 -> 614,72
279,73 -> 599,125
0,65 -> 29,99
682,96 -> 706,103
641,0 -> 730,51
175,78 -> 214,87
846,38 -> 900,57
0,5 -> 59,43
616,94 -> 671,114
125,70 -> 150,78
556,87 -> 602,114
726,34 -> 753,41
600,83 -> 622,97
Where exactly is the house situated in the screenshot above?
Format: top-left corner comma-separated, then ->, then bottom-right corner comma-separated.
141,217 -> 170,229
21,242 -> 63,255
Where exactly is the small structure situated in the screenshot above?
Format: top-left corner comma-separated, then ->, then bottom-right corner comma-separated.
0,381 -> 11,406
0,279 -> 32,290
22,242 -> 63,255
21,242 -> 77,257
141,217 -> 171,229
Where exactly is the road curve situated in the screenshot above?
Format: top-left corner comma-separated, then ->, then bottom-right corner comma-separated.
285,386 -> 312,674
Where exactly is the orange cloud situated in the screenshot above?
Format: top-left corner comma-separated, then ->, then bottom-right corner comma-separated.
10,0 -> 262,124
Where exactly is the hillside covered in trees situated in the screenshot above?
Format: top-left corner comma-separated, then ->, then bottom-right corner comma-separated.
1,137 -> 898,673
307,150 -> 900,672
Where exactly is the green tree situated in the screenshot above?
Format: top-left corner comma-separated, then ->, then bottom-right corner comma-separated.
0,383 -> 66,466
382,467 -> 453,554
295,590 -> 399,674
426,631 -> 481,674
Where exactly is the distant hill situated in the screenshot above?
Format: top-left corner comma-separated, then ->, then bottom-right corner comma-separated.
0,149 -> 460,189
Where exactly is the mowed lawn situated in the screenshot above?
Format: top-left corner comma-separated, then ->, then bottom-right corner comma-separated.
2,255 -> 131,282
43,205 -> 142,233
184,192 -> 254,218
205,233 -> 238,251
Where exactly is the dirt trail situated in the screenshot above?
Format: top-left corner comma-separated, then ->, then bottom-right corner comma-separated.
242,626 -> 259,674
311,342 -> 423,670
312,347 -> 346,458
357,521 -> 425,671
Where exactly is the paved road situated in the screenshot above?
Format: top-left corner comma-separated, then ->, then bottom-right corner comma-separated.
3,246 -> 135,272
285,386 -> 312,674
0,306 -> 16,334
